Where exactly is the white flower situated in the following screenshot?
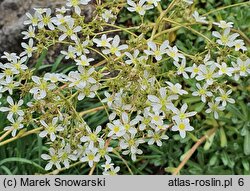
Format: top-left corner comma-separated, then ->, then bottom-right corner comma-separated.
4,117 -> 24,137
120,133 -> 145,161
166,46 -> 185,62
21,26 -> 36,39
192,11 -> 208,24
24,12 -> 39,26
103,166 -> 120,175
39,117 -> 64,142
98,141 -> 113,161
215,62 -> 234,76
165,81 -> 188,95
102,10 -> 116,23
183,0 -> 193,5
41,148 -> 61,171
205,101 -> 225,119
0,79 -> 20,95
120,112 -> 138,134
127,0 -> 153,15
147,130 -> 169,146
34,8 -> 48,14
144,41 -> 169,61
5,56 -> 28,74
192,83 -> 213,103
80,126 -> 103,149
196,64 -> 219,85
101,160 -> 114,171
61,45 -> 77,59
66,0 -> 91,15
233,39 -> 247,52
75,40 -> 90,56
81,148 -> 100,167
44,73 -> 68,83
75,55 -> 94,66
29,76 -> 56,100
232,58 -> 250,80
147,87 -> 178,112
147,110 -> 164,126
1,52 -> 19,61
102,35 -> 128,56
213,20 -> 233,29
171,103 -> 197,121
107,120 -> 126,137
102,91 -> 114,108
93,34 -> 113,47
56,6 -> 70,14
0,63 -> 19,82
58,144 -> 77,168
133,108 -> 151,131
37,8 -> 55,30
172,118 -> 194,138
52,14 -> 73,26
185,63 -> 200,78
77,84 -> 99,100
173,59 -> 189,79
20,39 -> 38,58
58,20 -> 82,41
215,89 -> 235,107
0,96 -> 24,120
125,49 -> 140,65
68,66 -> 96,89
212,28 -> 239,47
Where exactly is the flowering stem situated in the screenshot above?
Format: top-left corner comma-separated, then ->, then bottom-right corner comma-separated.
0,127 -> 43,147
46,161 -> 84,175
163,18 -> 214,45
172,127 -> 217,175
87,46 -> 109,60
103,23 -> 138,37
202,1 -> 250,16
79,106 -> 106,116
112,149 -> 134,175
95,26 -> 139,36
231,28 -> 250,45
88,163 -> 97,175
0,130 -> 12,142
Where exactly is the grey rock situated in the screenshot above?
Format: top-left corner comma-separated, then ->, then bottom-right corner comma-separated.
0,0 -> 94,54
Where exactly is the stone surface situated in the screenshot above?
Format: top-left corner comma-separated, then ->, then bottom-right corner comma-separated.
0,0 -> 66,54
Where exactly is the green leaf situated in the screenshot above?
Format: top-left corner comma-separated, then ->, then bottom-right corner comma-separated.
220,127 -> 227,148
0,157 -> 46,173
164,167 -> 176,173
242,159 -> 249,171
221,151 -> 229,166
35,49 -> 47,72
227,104 -> 246,121
209,155 -> 218,166
193,102 -> 206,113
204,131 -> 215,151
52,55 -> 64,72
244,130 -> 250,155
0,165 -> 12,175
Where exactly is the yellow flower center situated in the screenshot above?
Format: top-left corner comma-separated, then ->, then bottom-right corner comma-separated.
128,139 -> 135,146
47,125 -> 56,133
89,133 -> 97,141
11,105 -> 19,113
221,35 -> 229,44
113,126 -> 120,133
135,6 -> 142,13
87,154 -> 95,161
179,123 -> 185,130
110,47 -> 118,54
